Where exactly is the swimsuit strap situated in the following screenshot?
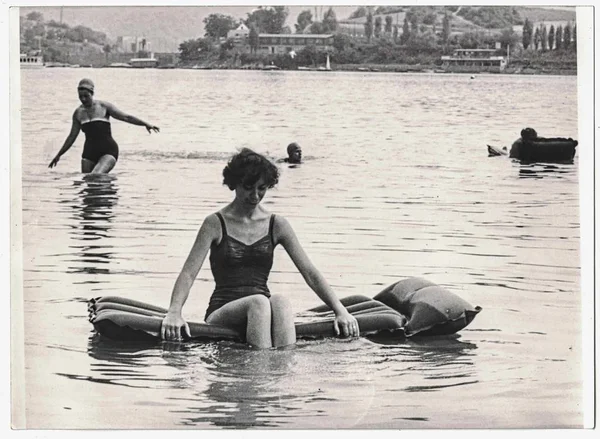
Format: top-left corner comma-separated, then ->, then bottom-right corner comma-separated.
216,212 -> 274,245
215,212 -> 228,238
269,214 -> 276,246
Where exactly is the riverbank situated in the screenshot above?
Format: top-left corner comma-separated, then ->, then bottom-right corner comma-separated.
31,60 -> 577,76
170,60 -> 577,75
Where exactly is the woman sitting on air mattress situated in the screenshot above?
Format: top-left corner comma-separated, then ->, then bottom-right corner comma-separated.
160,148 -> 359,348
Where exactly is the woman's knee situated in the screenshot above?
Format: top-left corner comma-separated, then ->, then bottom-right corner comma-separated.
247,294 -> 271,318
269,294 -> 296,346
270,294 -> 293,313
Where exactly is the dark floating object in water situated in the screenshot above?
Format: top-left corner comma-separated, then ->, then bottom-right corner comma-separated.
488,127 -> 577,163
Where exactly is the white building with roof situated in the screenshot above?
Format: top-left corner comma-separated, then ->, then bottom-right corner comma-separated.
255,33 -> 334,54
227,23 -> 250,43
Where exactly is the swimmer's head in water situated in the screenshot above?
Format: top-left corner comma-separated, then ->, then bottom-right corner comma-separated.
286,142 -> 302,163
223,148 -> 279,191
520,127 -> 538,142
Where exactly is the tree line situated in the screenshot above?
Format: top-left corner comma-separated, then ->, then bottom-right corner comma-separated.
521,18 -> 576,52
178,7 -> 527,65
20,12 -> 108,53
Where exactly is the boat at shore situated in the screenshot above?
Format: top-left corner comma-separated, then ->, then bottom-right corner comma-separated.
107,62 -> 132,68
20,53 -> 44,69
130,57 -> 158,68
261,64 -> 280,71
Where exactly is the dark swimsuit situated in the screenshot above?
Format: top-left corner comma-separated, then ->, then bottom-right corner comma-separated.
205,212 -> 276,321
80,107 -> 119,163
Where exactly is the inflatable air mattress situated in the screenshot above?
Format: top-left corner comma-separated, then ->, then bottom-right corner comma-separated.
510,137 -> 577,162
88,277 -> 481,343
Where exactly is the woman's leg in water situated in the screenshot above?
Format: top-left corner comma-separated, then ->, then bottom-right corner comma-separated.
270,294 -> 296,347
206,295 -> 272,348
91,155 -> 117,174
81,158 -> 95,173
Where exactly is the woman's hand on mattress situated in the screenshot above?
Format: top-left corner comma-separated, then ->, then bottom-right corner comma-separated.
161,312 -> 191,341
333,310 -> 360,338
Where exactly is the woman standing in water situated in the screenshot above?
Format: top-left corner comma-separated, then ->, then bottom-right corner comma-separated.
161,148 -> 359,348
48,78 -> 160,174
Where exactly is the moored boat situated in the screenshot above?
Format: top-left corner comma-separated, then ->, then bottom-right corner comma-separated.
107,62 -> 132,68
20,53 -> 44,69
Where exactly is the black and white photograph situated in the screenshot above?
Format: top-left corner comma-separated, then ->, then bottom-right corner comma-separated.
7,1 -> 595,431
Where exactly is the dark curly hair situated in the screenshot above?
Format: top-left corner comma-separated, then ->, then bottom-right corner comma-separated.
222,148 -> 279,190
521,127 -> 538,142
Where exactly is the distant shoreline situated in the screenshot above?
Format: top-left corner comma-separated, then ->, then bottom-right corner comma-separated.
140,64 -> 579,76
35,63 -> 577,76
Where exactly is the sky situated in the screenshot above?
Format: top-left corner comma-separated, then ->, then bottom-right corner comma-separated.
19,5 -> 363,52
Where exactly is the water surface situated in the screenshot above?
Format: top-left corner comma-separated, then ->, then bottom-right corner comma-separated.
17,68 -> 583,428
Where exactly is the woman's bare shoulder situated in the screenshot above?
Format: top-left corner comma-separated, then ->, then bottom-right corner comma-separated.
94,100 -> 113,110
272,214 -> 293,237
202,212 -> 222,229
73,106 -> 85,118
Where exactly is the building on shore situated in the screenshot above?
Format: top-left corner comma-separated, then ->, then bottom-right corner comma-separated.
440,48 -> 508,73
227,24 -> 333,55
254,34 -> 334,55
116,36 -> 151,54
105,51 -> 177,67
227,23 -> 250,44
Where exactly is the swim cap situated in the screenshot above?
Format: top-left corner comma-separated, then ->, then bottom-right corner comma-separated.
287,142 -> 300,154
77,78 -> 95,93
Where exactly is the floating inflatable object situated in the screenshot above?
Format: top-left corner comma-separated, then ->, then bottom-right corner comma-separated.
509,137 -> 577,162
488,128 -> 577,163
373,277 -> 481,336
88,277 -> 481,343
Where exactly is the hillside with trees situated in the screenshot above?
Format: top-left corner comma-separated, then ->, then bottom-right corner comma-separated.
20,11 -> 111,65
178,6 -> 292,65
176,5 -> 577,74
20,6 -> 577,73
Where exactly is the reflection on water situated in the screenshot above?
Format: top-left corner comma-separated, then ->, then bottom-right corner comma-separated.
86,334 -> 297,428
174,344 -> 296,428
517,162 -> 577,179
81,334 -> 172,388
84,331 -> 479,428
371,335 -> 478,393
67,175 -> 119,277
87,333 -> 159,367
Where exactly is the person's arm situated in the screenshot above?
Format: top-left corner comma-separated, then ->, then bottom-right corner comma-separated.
48,111 -> 81,168
276,216 -> 359,337
161,214 -> 220,340
102,100 -> 160,133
